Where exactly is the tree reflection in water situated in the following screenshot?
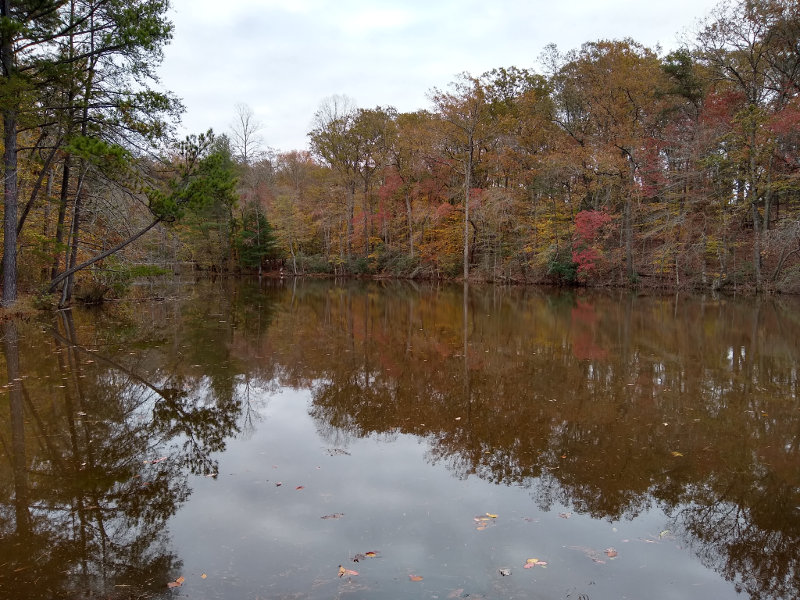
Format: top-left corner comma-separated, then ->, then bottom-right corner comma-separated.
0,289 -> 262,598
0,280 -> 797,599
301,283 -> 800,600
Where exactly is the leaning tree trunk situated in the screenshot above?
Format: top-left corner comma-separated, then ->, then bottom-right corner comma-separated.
49,217 -> 165,293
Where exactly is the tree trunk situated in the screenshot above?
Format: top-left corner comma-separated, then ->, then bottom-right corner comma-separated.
463,132 -> 473,280
49,216 -> 164,293
624,197 -> 633,282
749,124 -> 762,290
2,105 -> 18,306
51,156 -> 72,280
60,165 -> 87,306
624,153 -> 636,283
752,200 -> 762,290
363,180 -> 369,257
346,181 -> 354,259
405,191 -> 413,258
17,144 -> 59,235
1,0 -> 18,307
60,3 -> 97,306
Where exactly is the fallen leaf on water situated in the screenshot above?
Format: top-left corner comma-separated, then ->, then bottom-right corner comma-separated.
409,574 -> 423,582
474,513 -> 497,524
351,549 -> 379,562
275,482 -> 282,487
296,485 -> 304,490
659,529 -> 671,538
321,513 -> 344,520
499,568 -> 511,576
474,514 -> 498,531
524,558 -> 548,568
338,566 -> 359,577
604,548 -> 618,558
559,512 -> 571,519
166,576 -> 185,588
201,573 -> 207,579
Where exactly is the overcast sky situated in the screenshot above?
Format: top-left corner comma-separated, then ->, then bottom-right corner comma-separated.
156,0 -> 723,154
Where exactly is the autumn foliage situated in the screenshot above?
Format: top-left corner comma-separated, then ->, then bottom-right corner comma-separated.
4,0 -> 800,301
572,211 -> 612,278
260,0 -> 800,292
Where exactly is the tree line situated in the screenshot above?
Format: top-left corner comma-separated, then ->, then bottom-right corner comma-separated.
2,0 -> 800,307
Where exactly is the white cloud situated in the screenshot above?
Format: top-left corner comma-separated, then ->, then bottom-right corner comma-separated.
157,0 -> 722,153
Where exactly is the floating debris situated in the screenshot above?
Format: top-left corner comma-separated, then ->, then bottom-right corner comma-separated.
524,558 -> 548,568
326,448 -> 351,456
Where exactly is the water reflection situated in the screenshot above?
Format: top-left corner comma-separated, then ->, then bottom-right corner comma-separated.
0,280 -> 798,599
0,287 -> 264,598
287,283 -> 800,599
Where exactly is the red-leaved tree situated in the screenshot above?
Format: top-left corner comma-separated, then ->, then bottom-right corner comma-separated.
572,210 -> 612,278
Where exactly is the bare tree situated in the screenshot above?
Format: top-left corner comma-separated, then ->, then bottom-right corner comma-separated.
230,103 -> 265,165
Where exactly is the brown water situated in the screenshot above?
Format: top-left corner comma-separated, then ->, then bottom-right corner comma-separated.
0,279 -> 798,600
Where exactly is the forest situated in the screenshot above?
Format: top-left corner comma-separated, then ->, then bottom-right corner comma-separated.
1,0 -> 799,308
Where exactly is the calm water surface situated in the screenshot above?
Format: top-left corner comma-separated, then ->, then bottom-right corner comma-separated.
1,279 -> 798,600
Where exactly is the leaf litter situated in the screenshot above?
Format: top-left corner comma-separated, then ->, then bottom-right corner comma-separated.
474,512 -> 498,530
523,558 -> 548,568
352,550 -> 380,562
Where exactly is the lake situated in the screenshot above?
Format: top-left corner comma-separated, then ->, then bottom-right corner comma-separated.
1,278 -> 798,599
